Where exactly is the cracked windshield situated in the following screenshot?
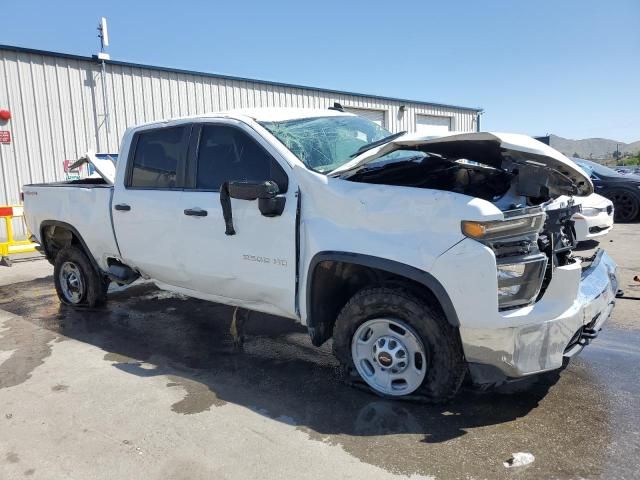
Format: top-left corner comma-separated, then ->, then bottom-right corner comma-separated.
262,115 -> 395,172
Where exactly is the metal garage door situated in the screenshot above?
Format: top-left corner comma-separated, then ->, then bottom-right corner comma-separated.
415,115 -> 451,135
344,107 -> 386,128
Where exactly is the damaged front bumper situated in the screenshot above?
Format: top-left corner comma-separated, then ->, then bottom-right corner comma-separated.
462,249 -> 618,385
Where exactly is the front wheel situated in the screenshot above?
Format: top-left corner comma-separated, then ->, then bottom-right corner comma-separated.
54,246 -> 108,308
332,287 -> 466,402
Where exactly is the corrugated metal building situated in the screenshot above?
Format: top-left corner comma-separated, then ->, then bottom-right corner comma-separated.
0,44 -> 481,210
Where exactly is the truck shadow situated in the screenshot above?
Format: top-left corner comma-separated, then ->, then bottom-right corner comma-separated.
0,278 -> 571,445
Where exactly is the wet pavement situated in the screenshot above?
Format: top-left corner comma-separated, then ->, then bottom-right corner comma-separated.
1,225 -> 639,479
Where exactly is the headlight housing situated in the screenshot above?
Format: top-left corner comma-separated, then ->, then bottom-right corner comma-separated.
497,255 -> 548,309
579,207 -> 600,217
462,213 -> 549,310
461,214 -> 545,241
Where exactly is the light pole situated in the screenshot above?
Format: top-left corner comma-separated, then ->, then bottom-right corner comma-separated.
97,17 -> 111,139
616,143 -> 622,165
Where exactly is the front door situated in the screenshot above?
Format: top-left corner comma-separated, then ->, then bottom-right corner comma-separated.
178,120 -> 298,319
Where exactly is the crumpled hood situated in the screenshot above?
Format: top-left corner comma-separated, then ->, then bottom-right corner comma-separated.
329,131 -> 593,196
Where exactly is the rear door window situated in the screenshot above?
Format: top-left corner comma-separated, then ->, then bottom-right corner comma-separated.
194,125 -> 288,192
129,126 -> 190,188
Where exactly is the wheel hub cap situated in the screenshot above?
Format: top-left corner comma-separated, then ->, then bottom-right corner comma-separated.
59,262 -> 84,304
351,318 -> 427,396
373,336 -> 408,372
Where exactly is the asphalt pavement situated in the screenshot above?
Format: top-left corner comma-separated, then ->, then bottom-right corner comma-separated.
0,225 -> 639,479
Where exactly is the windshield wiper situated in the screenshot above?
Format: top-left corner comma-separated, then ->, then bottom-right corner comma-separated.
349,131 -> 407,158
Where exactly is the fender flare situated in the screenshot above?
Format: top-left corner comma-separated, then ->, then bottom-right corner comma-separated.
306,251 -> 460,327
39,220 -> 102,274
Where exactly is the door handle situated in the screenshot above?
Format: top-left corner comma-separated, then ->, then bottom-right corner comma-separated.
184,208 -> 208,217
114,204 -> 131,211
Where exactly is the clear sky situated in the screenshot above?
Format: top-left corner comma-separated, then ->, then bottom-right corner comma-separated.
2,0 -> 639,142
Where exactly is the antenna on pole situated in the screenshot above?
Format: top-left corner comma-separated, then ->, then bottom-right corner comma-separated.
97,17 -> 110,60
96,17 -> 111,139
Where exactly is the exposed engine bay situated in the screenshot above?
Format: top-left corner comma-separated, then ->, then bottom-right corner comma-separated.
347,153 -> 581,209
348,154 -> 582,309
349,157 -> 514,203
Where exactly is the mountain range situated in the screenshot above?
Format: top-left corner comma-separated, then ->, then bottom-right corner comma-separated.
547,134 -> 640,159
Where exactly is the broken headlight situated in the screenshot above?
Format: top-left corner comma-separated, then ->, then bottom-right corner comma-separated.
497,255 -> 548,310
461,214 -> 545,241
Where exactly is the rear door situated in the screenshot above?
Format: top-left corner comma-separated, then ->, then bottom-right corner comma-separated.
112,123 -> 192,285
178,119 -> 298,318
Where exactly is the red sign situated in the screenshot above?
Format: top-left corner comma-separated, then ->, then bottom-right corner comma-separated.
0,131 -> 10,144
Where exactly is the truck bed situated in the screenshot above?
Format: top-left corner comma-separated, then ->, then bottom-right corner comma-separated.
23,182 -> 120,270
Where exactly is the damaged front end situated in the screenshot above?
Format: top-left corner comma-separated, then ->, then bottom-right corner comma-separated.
458,201 -> 581,311
341,132 -> 592,311
334,132 -> 617,382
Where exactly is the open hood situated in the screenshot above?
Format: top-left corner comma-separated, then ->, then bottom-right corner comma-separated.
68,151 -> 116,185
329,132 -> 593,196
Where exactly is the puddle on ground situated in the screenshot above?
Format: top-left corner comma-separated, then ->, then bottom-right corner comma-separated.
104,352 -> 138,363
1,276 -> 639,478
166,375 -> 224,413
0,312 -> 57,389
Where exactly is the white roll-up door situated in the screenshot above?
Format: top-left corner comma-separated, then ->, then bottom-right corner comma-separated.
344,107 -> 386,128
415,115 -> 451,135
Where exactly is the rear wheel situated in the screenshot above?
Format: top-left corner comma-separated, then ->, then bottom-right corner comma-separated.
333,287 -> 466,402
608,189 -> 639,222
54,246 -> 108,307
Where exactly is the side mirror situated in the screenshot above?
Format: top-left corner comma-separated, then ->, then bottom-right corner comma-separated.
228,180 -> 279,201
220,180 -> 286,235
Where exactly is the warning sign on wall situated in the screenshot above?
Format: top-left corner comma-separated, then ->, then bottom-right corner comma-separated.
63,159 -> 82,181
0,131 -> 10,144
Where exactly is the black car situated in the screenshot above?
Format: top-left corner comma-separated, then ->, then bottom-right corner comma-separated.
574,158 -> 640,222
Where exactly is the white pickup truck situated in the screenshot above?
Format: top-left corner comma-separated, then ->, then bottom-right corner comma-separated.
23,108 -> 618,401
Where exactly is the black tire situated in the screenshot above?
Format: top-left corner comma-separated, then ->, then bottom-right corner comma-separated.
53,245 -> 108,308
607,188 -> 640,222
333,287 -> 466,402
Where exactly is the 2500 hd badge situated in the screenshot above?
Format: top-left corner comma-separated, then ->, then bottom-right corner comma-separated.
243,254 -> 288,267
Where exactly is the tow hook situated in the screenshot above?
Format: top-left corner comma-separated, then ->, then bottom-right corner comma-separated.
580,327 -> 599,341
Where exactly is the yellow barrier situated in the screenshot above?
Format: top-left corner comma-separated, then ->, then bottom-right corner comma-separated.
0,205 -> 39,267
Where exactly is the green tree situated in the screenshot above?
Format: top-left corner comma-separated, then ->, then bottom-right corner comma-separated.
626,154 -> 640,166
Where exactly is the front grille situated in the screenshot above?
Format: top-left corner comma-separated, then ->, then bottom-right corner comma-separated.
492,239 -> 534,258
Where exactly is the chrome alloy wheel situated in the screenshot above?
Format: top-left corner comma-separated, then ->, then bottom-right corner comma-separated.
351,318 -> 427,396
59,261 -> 85,304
